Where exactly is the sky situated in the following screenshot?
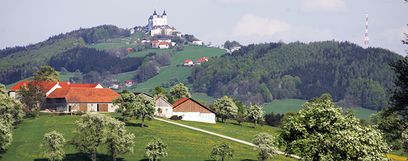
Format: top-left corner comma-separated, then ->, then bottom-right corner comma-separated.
0,0 -> 407,55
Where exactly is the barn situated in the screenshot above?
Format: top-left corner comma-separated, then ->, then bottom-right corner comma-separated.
172,98 -> 216,124
46,87 -> 120,112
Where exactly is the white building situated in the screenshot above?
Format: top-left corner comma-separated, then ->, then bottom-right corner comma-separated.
147,10 -> 168,31
172,98 -> 216,124
146,10 -> 178,36
155,96 -> 173,118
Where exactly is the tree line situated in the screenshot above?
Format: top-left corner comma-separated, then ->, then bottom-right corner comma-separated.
191,41 -> 401,110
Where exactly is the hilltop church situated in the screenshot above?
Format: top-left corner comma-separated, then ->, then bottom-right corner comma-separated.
146,10 -> 180,37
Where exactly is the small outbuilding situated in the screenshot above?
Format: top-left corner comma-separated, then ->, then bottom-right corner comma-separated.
172,98 -> 216,124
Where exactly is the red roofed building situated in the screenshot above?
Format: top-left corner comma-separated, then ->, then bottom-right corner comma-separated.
46,88 -> 120,112
8,81 -> 120,113
183,59 -> 194,66
9,81 -> 102,98
172,97 -> 216,124
196,57 -> 209,64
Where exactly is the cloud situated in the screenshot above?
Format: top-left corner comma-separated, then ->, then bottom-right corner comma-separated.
232,14 -> 291,37
301,0 -> 346,12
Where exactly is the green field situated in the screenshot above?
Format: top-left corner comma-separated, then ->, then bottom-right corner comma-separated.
176,119 -> 281,143
263,99 -> 377,119
0,114 -> 294,161
126,46 -> 225,92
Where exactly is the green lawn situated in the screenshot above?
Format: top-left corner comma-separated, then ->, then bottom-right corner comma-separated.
175,119 -> 281,143
263,99 -> 306,114
0,114 -> 294,161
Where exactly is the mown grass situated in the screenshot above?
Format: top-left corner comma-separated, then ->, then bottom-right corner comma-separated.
175,119 -> 281,143
0,114 -> 294,161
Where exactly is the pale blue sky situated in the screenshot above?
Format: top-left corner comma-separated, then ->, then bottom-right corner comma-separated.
0,0 -> 407,54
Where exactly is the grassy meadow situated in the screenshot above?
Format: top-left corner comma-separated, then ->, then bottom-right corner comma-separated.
0,114 -> 294,161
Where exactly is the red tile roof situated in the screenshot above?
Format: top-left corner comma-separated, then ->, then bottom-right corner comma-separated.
172,97 -> 216,114
10,81 -> 58,92
48,87 -> 120,103
172,97 -> 189,107
11,81 -> 100,91
58,82 -> 100,88
184,59 -> 193,63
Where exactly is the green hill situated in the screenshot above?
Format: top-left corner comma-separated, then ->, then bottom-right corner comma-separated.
190,41 -> 401,111
0,114 -> 294,161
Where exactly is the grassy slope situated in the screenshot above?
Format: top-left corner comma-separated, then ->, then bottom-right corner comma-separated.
176,119 -> 281,143
0,114 -> 293,161
0,38 -> 85,70
129,46 -> 225,93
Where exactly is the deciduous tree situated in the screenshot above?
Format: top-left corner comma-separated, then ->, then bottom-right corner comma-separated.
33,65 -> 59,82
114,92 -> 138,121
72,114 -> 109,161
210,143 -> 233,161
246,104 -> 265,128
169,83 -> 191,102
106,118 -> 135,161
41,131 -> 66,161
0,119 -> 12,151
18,82 -> 45,117
280,94 -> 389,160
252,133 -> 277,161
134,94 -> 156,128
213,96 -> 238,122
145,138 -> 168,161
0,92 -> 25,126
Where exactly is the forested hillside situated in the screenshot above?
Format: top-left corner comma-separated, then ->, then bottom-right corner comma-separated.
0,25 -> 129,84
191,41 -> 402,110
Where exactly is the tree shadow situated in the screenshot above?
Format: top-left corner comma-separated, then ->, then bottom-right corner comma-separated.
125,122 -> 149,128
34,153 -> 124,161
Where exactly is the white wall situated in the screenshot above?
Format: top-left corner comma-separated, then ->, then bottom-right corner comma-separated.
88,103 -> 97,112
108,104 -> 118,112
155,98 -> 173,118
173,112 -> 216,124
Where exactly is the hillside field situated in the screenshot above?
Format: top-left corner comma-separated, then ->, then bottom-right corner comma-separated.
126,46 -> 226,93
263,99 -> 377,119
0,114 -> 294,161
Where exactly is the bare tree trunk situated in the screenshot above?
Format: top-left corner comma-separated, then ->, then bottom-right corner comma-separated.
141,115 -> 145,128
92,149 -> 97,161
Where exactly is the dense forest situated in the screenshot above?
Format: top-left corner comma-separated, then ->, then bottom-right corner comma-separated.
0,25 -> 130,84
49,47 -> 142,74
191,41 -> 402,110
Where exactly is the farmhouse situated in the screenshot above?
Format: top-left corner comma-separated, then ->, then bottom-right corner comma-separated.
8,81 -> 102,98
172,98 -> 216,124
46,88 -> 120,112
134,92 -> 173,118
196,57 -> 209,64
155,96 -> 173,118
183,59 -> 194,66
9,81 -> 119,113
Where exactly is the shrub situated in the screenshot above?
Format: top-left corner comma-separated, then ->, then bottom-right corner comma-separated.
264,113 -> 284,127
